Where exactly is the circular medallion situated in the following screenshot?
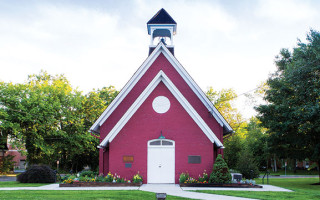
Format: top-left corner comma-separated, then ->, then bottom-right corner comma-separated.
152,96 -> 170,114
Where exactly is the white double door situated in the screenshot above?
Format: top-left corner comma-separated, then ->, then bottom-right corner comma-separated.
147,145 -> 175,183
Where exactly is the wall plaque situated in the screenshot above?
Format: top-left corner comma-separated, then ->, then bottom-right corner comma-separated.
123,156 -> 134,163
188,155 -> 201,164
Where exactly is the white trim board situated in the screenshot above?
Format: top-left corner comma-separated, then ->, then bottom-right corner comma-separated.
90,42 -> 232,134
99,70 -> 223,148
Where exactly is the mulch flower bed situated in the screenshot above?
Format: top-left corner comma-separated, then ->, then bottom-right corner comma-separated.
59,182 -> 142,187
179,183 -> 262,188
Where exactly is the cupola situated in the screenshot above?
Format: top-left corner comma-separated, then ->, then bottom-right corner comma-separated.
147,8 -> 177,55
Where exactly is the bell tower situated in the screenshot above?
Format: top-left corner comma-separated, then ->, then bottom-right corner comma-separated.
147,8 -> 177,55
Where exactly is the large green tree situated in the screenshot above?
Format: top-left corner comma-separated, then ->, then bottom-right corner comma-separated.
256,30 -> 320,182
0,71 -> 118,172
206,87 -> 248,169
206,87 -> 247,135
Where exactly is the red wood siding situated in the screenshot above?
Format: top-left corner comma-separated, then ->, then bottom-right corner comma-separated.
99,53 -> 223,183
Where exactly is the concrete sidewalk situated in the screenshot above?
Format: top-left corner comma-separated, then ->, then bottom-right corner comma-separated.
140,184 -> 257,200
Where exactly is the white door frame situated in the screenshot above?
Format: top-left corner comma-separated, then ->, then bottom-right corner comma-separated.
147,139 -> 175,183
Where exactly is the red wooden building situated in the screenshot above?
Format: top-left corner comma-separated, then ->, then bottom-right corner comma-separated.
90,8 -> 233,184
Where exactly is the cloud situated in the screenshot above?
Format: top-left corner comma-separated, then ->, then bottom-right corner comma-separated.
255,0 -> 317,22
0,3 -> 148,92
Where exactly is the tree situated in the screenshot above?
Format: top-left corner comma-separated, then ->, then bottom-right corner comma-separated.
236,148 -> 260,179
256,29 -> 320,183
223,134 -> 243,170
209,154 -> 232,183
0,71 -> 118,172
206,87 -> 247,169
245,118 -> 269,170
206,87 -> 246,134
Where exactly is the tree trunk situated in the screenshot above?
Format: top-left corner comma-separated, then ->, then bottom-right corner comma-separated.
318,159 -> 320,184
274,155 -> 277,172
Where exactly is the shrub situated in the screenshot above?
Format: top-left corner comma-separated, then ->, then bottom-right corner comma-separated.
179,172 -> 189,183
79,170 -> 96,178
0,155 -> 15,174
209,154 -> 232,183
17,165 -> 56,183
105,172 -> 114,182
132,172 -> 143,183
96,174 -> 106,182
236,148 -> 260,179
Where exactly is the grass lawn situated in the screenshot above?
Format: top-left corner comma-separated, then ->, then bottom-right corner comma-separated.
260,169 -> 319,176
196,178 -> 320,200
0,181 -> 49,187
0,190 -> 193,200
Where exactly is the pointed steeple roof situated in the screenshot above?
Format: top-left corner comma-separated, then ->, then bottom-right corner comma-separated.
147,8 -> 177,24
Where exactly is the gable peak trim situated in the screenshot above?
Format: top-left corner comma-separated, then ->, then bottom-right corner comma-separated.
99,70 -> 223,148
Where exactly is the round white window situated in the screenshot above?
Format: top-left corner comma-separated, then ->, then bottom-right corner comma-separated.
152,96 -> 170,113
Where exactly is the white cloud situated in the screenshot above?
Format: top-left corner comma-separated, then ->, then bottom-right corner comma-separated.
255,0 -> 317,22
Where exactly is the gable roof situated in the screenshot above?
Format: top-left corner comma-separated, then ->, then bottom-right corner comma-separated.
147,8 -> 177,25
99,70 -> 223,148
90,42 -> 233,136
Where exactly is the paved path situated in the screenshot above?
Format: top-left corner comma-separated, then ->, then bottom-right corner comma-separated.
0,176 -> 16,182
0,183 -> 292,200
140,184 -> 257,200
183,184 -> 292,192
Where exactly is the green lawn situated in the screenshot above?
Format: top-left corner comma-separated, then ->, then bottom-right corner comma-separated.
0,181 -> 49,187
260,169 -> 319,176
196,178 -> 320,200
0,190 -> 192,200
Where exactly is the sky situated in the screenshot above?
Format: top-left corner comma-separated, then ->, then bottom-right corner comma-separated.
1,0 -> 320,119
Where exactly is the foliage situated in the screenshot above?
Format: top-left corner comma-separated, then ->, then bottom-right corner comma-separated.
61,171 -> 135,184
179,172 -> 189,183
132,172 -> 143,183
0,155 -> 15,174
79,170 -> 96,178
206,87 -> 251,171
184,176 -> 199,184
245,118 -> 269,170
198,170 -> 208,183
206,87 -> 247,135
223,133 -> 243,169
0,71 -> 118,171
105,171 -> 114,182
17,165 -> 56,183
209,154 -> 232,183
256,29 -> 320,181
236,148 -> 260,179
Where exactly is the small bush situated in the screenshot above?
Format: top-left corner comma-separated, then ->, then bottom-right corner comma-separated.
79,170 -> 96,178
0,155 -> 15,174
179,172 -> 189,183
96,174 -> 106,182
17,165 -> 56,183
209,154 -> 232,183
105,172 -> 114,182
132,172 -> 143,183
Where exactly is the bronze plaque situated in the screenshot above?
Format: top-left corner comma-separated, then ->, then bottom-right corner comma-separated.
123,156 -> 134,163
